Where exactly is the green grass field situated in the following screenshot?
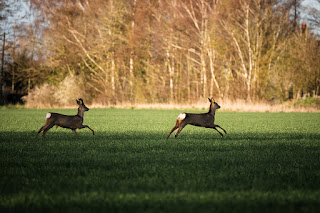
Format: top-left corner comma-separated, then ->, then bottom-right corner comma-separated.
0,108 -> 320,212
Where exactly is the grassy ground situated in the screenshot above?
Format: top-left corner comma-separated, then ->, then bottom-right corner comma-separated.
0,108 -> 320,212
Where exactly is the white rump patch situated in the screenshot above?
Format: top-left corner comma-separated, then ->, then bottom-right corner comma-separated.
46,113 -> 51,119
177,113 -> 186,120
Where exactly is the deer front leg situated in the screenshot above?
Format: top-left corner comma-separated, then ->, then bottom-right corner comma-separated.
214,124 -> 227,134
72,129 -> 79,138
213,127 -> 224,137
80,125 -> 95,135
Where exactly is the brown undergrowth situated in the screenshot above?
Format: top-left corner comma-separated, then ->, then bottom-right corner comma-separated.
19,99 -> 320,112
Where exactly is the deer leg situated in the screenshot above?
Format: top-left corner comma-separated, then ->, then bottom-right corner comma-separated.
166,121 -> 179,139
213,127 -> 224,137
80,125 -> 95,135
72,129 -> 79,139
214,124 -> 227,134
42,123 -> 55,138
35,126 -> 45,138
175,123 -> 187,138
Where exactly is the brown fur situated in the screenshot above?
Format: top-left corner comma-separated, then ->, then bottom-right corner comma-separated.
35,99 -> 94,138
166,97 -> 226,139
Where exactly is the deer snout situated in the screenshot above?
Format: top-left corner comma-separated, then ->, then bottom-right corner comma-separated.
214,103 -> 221,109
83,105 -> 89,111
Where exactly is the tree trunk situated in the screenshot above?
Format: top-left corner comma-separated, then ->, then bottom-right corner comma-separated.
0,32 -> 5,101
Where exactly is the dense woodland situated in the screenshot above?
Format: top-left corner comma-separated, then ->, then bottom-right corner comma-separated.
0,0 -> 320,106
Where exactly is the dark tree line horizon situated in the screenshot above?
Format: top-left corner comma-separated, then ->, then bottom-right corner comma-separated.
1,0 -> 320,106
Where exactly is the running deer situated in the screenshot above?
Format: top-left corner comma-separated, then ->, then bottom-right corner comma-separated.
166,98 -> 226,139
35,98 -> 94,138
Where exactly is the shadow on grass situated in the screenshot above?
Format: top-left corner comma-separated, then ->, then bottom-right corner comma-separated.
1,130 -> 319,212
2,190 -> 319,213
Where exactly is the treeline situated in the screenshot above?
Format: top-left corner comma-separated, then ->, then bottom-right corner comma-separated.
1,0 -> 320,106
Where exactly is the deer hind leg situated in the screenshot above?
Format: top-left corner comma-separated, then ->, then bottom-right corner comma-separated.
72,129 -> 79,139
35,125 -> 45,138
175,122 -> 187,138
214,124 -> 227,134
42,123 -> 55,138
80,125 -> 95,135
166,121 -> 179,139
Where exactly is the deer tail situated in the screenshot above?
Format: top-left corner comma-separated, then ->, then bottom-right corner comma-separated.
177,113 -> 186,121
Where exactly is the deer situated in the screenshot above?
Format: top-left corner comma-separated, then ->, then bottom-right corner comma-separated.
35,98 -> 94,139
166,97 -> 226,139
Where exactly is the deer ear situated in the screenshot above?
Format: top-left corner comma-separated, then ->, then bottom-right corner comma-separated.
208,98 -> 211,102
79,98 -> 83,105
76,99 -> 80,105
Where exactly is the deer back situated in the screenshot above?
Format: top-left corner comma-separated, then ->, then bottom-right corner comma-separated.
47,113 -> 83,129
183,113 -> 215,127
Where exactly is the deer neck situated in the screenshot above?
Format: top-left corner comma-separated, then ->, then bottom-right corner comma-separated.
209,109 -> 216,116
77,108 -> 85,118
208,104 -> 216,116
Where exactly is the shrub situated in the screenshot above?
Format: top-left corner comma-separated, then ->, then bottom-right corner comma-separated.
22,83 -> 57,108
294,97 -> 320,109
23,74 -> 90,108
53,74 -> 89,106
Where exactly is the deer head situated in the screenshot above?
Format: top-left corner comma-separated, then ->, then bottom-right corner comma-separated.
77,98 -> 89,112
208,97 -> 221,110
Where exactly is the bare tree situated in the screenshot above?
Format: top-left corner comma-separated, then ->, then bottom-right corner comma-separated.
17,0 -> 319,106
